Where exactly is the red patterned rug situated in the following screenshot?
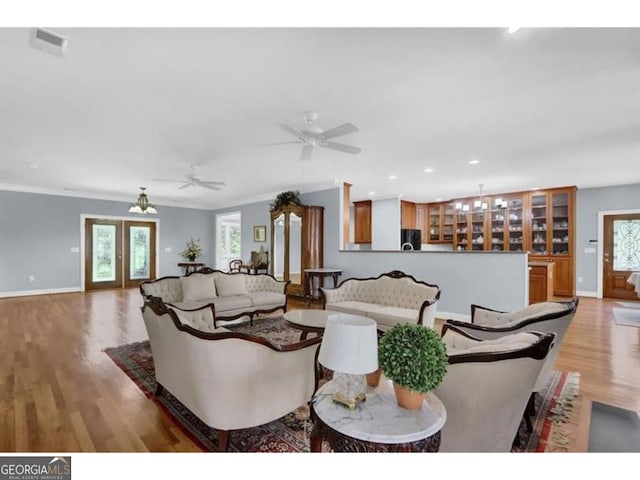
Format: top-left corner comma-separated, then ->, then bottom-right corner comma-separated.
104,318 -> 579,452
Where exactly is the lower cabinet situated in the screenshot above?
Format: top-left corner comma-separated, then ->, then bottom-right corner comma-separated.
529,255 -> 573,297
529,262 -> 555,304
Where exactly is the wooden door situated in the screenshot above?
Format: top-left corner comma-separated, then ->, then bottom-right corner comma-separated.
85,219 -> 123,290
401,201 -> 417,229
551,256 -> 573,297
123,221 -> 157,288
85,219 -> 156,290
603,214 -> 640,299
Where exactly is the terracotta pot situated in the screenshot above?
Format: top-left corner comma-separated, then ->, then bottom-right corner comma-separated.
366,368 -> 382,388
393,383 -> 425,410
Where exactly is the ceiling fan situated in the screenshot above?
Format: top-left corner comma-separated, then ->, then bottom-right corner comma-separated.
152,164 -> 227,191
272,111 -> 362,161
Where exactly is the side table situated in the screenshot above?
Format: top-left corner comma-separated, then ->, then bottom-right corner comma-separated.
310,378 -> 446,452
304,268 -> 342,302
178,262 -> 206,275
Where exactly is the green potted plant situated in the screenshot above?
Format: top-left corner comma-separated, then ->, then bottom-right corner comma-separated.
270,190 -> 301,211
378,323 -> 448,409
180,237 -> 203,262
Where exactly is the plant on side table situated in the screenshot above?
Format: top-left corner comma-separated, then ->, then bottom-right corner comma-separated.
180,237 -> 203,262
378,323 -> 448,410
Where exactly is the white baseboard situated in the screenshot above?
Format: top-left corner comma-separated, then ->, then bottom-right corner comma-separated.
576,290 -> 598,298
0,287 -> 81,299
435,311 -> 471,322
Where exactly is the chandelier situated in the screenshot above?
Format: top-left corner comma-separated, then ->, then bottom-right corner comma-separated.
455,184 -> 489,212
128,187 -> 157,214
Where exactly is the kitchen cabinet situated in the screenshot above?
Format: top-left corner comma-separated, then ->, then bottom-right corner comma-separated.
426,202 -> 454,243
353,200 -> 372,244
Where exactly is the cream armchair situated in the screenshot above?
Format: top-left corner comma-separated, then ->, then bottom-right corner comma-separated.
141,297 -> 322,451
443,298 -> 578,398
434,324 -> 555,452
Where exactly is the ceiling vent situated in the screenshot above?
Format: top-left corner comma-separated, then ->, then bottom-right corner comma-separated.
29,28 -> 68,57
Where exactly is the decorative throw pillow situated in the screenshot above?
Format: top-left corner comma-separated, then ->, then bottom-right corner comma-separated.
215,274 -> 248,297
180,274 -> 217,301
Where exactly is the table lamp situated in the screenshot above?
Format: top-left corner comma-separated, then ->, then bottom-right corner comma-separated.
318,314 -> 379,409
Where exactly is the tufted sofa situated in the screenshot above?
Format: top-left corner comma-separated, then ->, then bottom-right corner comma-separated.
139,268 -> 289,329
319,271 -> 441,330
141,296 -> 321,451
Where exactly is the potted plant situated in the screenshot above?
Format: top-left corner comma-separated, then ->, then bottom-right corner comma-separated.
270,190 -> 301,211
378,323 -> 448,410
180,237 -> 203,262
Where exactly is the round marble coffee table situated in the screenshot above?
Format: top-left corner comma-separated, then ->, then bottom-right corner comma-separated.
283,309 -> 335,340
310,378 -> 446,452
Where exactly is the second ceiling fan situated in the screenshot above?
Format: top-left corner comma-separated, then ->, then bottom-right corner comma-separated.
275,111 -> 362,161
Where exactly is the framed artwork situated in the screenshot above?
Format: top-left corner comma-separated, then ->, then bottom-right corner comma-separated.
253,225 -> 266,243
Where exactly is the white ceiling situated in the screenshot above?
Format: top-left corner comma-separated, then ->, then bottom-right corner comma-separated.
1,27 -> 639,209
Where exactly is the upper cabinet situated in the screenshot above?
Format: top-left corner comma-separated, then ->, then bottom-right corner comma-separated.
401,201 -> 417,229
353,200 -> 372,244
426,202 -> 454,243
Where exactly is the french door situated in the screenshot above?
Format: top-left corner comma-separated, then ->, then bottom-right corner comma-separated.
603,214 -> 640,299
85,218 -> 157,290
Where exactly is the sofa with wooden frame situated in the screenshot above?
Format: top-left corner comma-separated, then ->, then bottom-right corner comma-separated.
139,268 -> 289,330
319,271 -> 441,330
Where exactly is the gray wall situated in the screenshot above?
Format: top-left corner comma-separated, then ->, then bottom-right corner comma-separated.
372,197 -> 401,250
0,190 -> 213,294
575,183 -> 640,293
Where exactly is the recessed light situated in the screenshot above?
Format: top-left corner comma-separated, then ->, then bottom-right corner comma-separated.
435,197 -> 442,201
368,191 -> 375,195
424,168 -> 434,173
508,27 -> 521,34
531,187 -> 540,191
468,159 -> 480,165
388,175 -> 397,180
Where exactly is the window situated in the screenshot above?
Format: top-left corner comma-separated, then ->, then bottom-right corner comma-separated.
216,212 -> 241,270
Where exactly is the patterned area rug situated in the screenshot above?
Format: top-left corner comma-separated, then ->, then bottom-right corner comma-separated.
104,317 -> 580,452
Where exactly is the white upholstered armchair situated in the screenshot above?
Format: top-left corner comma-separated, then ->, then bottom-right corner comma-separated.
141,297 -> 321,451
442,298 -> 578,408
434,324 -> 555,452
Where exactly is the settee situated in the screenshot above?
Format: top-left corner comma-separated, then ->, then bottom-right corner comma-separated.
319,271 -> 441,330
141,297 -> 321,451
139,268 -> 288,329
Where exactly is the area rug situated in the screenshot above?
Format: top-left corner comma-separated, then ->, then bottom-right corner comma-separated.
612,307 -> 640,327
104,324 -> 580,452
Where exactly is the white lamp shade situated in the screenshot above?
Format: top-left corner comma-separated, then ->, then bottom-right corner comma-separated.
318,314 -> 378,375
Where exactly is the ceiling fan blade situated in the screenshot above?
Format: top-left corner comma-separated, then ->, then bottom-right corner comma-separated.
178,182 -> 193,189
199,183 -> 222,191
199,180 -> 227,186
300,144 -> 314,161
317,123 -> 358,140
280,122 -> 307,141
152,178 -> 187,183
319,141 -> 362,155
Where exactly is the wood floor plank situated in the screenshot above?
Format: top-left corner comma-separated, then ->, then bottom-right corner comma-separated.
0,289 -> 638,452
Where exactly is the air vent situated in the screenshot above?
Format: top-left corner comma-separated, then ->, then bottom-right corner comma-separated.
29,28 -> 68,57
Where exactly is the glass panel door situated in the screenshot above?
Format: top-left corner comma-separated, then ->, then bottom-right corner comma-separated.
443,203 -> 454,242
551,192 -> 570,256
603,214 -> 640,299
530,193 -> 548,255
506,196 -> 524,252
124,221 -> 157,287
85,219 -> 122,290
428,205 -> 441,242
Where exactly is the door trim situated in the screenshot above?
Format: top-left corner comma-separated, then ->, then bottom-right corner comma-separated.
597,208 -> 640,298
80,214 -> 160,292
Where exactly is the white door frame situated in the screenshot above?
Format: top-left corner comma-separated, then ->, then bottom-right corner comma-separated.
596,208 -> 640,298
80,214 -> 160,292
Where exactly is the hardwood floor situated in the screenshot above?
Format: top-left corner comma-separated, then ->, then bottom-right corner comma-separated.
0,290 -> 638,452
